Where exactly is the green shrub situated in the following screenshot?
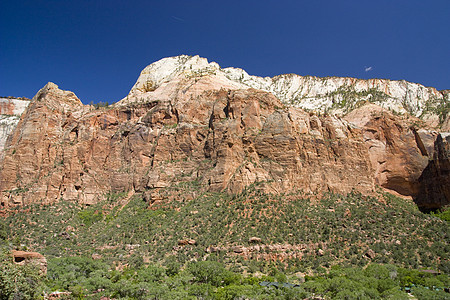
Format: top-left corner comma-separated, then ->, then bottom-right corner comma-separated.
431,208 -> 450,222
136,264 -> 166,283
47,256 -> 110,291
0,220 -> 8,242
78,209 -> 103,227
187,261 -> 240,287
411,285 -> 449,300
214,284 -> 260,300
163,256 -> 181,276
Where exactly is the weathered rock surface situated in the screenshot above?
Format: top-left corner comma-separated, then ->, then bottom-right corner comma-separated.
0,84 -> 373,206
12,250 -> 47,274
345,104 -> 438,198
416,133 -> 450,210
0,97 -> 30,154
121,55 -> 449,128
0,56 -> 448,209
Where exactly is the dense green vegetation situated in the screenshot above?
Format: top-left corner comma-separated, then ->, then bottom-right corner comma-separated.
432,208 -> 450,223
1,248 -> 448,299
1,188 -> 449,299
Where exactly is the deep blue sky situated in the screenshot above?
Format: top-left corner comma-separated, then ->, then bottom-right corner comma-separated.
1,0 -> 449,104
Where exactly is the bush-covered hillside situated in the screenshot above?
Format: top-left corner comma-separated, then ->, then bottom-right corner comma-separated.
1,187 -> 449,298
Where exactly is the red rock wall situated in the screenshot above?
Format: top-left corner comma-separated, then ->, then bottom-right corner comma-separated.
0,85 -> 447,209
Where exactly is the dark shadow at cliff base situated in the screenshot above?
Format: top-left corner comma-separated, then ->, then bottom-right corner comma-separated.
414,134 -> 450,212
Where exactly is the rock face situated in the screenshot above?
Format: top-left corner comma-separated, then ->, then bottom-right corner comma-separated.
0,97 -> 30,155
416,133 -> 450,210
122,55 -> 449,128
0,85 -> 374,206
0,83 -> 89,205
0,55 -> 448,209
345,104 -> 438,198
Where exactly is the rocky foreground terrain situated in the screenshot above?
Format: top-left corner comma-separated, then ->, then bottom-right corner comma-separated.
0,55 -> 448,211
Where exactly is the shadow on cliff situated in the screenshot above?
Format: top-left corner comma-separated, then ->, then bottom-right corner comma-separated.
414,134 -> 450,212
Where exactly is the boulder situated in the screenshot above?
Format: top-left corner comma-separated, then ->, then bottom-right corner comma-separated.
12,250 -> 47,274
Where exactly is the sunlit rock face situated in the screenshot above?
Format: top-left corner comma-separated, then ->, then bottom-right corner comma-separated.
121,55 -> 448,128
0,55 -> 448,209
0,97 -> 30,154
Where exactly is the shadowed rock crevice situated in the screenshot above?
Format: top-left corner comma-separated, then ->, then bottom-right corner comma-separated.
412,127 -> 429,156
415,133 -> 450,211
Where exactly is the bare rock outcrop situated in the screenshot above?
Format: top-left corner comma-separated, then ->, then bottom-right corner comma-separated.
416,133 -> 450,210
345,104 -> 438,197
12,250 -> 47,274
0,97 -> 30,154
122,55 -> 448,125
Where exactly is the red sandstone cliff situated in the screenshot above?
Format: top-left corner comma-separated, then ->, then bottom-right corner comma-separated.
0,57 -> 448,210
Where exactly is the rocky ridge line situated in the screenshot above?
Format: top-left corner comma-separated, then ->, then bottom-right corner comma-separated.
121,55 -> 449,129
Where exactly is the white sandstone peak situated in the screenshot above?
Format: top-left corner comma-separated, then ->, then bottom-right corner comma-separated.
127,55 -> 221,97
0,97 -> 30,155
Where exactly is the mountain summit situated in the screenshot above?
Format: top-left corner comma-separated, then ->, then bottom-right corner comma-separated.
121,55 -> 448,128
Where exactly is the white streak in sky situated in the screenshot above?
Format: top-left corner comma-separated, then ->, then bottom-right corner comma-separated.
171,16 -> 185,22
